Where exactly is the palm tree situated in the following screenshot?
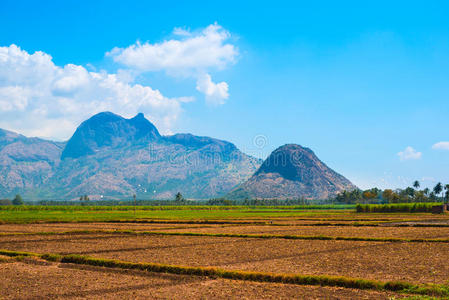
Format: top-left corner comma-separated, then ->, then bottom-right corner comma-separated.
175,192 -> 184,202
423,188 -> 430,201
445,184 -> 449,204
413,180 -> 420,190
434,182 -> 443,200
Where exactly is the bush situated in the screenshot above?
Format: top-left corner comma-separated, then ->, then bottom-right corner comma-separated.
12,194 -> 24,206
356,203 -> 439,213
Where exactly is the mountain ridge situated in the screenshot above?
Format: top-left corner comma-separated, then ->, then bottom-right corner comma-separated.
0,112 -> 261,200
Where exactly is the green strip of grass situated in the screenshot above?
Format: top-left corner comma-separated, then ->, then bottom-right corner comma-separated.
0,249 -> 447,297
0,205 -> 356,212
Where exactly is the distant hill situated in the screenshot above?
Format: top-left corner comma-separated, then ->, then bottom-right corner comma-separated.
0,112 -> 261,200
0,128 -> 65,196
227,144 -> 356,200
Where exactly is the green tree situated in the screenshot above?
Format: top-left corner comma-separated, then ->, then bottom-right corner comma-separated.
12,194 -> 24,205
413,180 -> 420,190
445,184 -> 449,204
175,192 -> 184,202
404,187 -> 415,201
434,183 -> 443,200
362,190 -> 376,204
414,190 -> 427,202
382,189 -> 395,203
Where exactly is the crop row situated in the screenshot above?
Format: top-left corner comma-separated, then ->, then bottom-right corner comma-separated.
0,249 -> 447,297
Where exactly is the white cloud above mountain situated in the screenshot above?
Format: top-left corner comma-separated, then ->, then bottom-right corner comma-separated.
0,44 -> 183,139
397,146 -> 422,161
107,23 -> 237,104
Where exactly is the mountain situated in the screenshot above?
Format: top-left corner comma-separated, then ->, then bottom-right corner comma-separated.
61,112 -> 160,159
0,112 -> 261,200
227,144 -> 356,200
0,129 -> 64,196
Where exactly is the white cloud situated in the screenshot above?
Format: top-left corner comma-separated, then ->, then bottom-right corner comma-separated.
196,73 -> 229,105
107,23 -> 237,104
432,141 -> 449,150
172,27 -> 192,37
397,146 -> 422,161
0,44 -> 183,139
108,23 -> 237,73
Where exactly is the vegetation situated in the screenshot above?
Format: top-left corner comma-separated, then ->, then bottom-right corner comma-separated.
0,205 -> 355,223
175,192 -> 184,202
0,249 -> 447,297
336,181 -> 449,204
12,194 -> 23,205
0,199 -> 12,205
31,198 -> 344,206
356,203 -> 439,213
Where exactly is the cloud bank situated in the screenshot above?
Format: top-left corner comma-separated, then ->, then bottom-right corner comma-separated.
0,24 -> 238,139
108,23 -> 237,104
0,44 -> 182,139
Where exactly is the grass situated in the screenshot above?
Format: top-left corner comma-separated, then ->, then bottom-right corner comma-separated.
0,206 -> 356,223
1,204 -> 441,224
0,249 -> 447,297
0,204 -> 355,211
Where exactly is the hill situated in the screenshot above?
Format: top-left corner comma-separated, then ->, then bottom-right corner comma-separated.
227,144 -> 356,200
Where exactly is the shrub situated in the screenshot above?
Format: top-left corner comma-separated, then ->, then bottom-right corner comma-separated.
356,203 -> 438,213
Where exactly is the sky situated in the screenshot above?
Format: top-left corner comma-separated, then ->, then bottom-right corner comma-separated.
0,0 -> 448,190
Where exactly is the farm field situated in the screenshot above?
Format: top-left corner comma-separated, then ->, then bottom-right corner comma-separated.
1,206 -> 449,299
0,258 -> 404,300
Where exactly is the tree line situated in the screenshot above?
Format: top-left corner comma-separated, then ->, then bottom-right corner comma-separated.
335,181 -> 449,204
0,194 -> 24,205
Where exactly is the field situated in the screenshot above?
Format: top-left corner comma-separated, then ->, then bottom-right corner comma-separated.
1,206 -> 449,299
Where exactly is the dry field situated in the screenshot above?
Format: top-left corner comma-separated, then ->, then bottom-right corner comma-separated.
1,211 -> 449,299
0,258 -> 403,299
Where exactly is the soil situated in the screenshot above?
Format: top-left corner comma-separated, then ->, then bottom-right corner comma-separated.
1,232 -> 449,284
0,259 -> 406,299
154,224 -> 449,238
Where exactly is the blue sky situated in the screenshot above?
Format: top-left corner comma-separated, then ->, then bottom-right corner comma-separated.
0,0 -> 448,189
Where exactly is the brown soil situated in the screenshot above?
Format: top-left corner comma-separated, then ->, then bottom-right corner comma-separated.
1,233 -> 449,284
0,222 -> 209,233
155,224 -> 449,238
0,260 -> 405,299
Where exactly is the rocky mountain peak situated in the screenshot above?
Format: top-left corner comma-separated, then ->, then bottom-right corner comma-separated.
61,112 -> 160,159
228,143 -> 356,200
255,144 -> 322,181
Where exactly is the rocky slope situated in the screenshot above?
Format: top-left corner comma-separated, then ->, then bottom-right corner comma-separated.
0,129 -> 64,196
227,144 -> 356,200
0,112 -> 261,200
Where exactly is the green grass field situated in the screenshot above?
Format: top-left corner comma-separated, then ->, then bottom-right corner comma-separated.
0,205 -> 356,223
